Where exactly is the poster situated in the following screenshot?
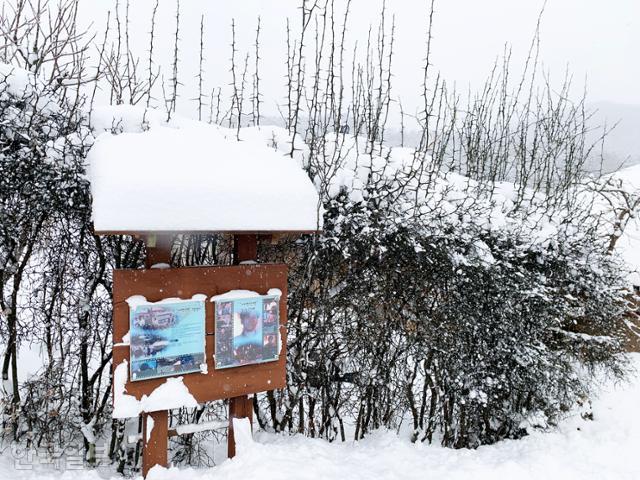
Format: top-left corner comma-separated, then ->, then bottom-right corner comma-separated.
214,294 -> 280,369
129,299 -> 206,381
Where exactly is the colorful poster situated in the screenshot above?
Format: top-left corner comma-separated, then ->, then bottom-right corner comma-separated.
214,295 -> 280,369
129,298 -> 206,381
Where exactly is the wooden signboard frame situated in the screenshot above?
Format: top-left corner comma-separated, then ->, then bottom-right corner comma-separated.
112,262 -> 288,475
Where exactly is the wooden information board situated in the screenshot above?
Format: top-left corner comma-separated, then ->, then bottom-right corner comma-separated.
112,263 -> 288,404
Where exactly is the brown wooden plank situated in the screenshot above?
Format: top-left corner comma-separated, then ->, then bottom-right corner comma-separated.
233,234 -> 258,264
95,229 -> 319,236
144,235 -> 173,268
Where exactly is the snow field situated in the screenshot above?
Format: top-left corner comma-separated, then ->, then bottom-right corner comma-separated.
1,354 -> 637,480
153,358 -> 640,480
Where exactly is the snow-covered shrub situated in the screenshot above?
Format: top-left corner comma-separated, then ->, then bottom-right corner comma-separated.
262,133 -> 631,448
0,61 -> 149,464
404,223 -> 628,447
0,63 -> 95,443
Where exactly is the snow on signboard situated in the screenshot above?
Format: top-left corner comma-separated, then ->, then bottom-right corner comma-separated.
87,123 -> 321,232
112,361 -> 198,418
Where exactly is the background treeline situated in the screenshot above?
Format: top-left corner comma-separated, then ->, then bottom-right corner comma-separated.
0,0 -> 637,474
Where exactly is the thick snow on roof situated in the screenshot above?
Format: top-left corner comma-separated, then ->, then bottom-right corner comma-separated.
87,123 -> 321,232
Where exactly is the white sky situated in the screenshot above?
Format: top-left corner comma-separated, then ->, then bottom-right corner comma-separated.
78,0 -> 639,160
79,0 -> 639,110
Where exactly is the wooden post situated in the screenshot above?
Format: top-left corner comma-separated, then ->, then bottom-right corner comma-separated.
142,410 -> 168,477
145,234 -> 173,268
228,234 -> 258,458
228,395 -> 254,458
142,235 -> 172,476
233,234 -> 257,264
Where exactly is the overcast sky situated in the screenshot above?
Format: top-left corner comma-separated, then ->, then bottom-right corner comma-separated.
80,0 -> 638,106
78,0 -> 639,159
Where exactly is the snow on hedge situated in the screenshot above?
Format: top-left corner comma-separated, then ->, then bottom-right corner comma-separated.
587,163 -> 640,286
87,120 -> 321,232
606,164 -> 640,285
0,63 -> 32,97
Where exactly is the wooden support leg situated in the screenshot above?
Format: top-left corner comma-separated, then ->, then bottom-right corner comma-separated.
228,395 -> 254,458
233,234 -> 258,264
142,410 -> 168,477
228,234 -> 258,458
145,234 -> 173,268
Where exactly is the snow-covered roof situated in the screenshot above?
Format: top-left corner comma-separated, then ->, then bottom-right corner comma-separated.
87,123 -> 321,233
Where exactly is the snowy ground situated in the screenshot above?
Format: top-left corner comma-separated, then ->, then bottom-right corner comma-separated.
1,354 -> 638,480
